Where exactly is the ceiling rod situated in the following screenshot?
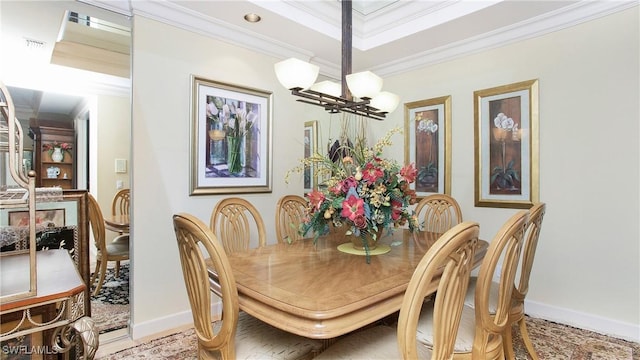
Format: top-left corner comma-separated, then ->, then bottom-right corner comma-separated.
341,0 -> 352,101
274,0 -> 400,121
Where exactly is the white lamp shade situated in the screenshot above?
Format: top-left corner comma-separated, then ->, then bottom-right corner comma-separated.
370,91 -> 400,113
274,58 -> 319,90
345,71 -> 383,99
309,80 -> 342,97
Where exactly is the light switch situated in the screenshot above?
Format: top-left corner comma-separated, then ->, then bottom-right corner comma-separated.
115,159 -> 127,173
116,180 -> 124,189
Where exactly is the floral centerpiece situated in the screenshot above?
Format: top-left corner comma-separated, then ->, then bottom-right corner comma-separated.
286,127 -> 420,261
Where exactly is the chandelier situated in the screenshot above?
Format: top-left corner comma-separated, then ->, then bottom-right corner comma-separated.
273,0 -> 399,121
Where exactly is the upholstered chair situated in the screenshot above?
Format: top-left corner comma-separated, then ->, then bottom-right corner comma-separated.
417,210 -> 529,359
87,193 -> 129,296
463,203 -> 546,359
314,222 -> 480,360
173,213 -> 323,360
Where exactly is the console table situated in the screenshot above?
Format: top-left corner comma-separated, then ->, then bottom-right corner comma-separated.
1,249 -> 98,359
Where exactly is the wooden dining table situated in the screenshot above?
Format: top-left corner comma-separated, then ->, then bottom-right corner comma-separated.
105,214 -> 130,233
209,229 -> 488,339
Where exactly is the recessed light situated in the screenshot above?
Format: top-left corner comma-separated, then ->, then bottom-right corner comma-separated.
244,13 -> 261,23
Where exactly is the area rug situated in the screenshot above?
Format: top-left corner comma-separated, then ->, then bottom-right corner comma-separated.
91,264 -> 130,334
97,316 -> 640,359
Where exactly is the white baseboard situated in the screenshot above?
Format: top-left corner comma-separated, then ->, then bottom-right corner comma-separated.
525,299 -> 640,343
128,299 -> 639,344
130,302 -> 222,341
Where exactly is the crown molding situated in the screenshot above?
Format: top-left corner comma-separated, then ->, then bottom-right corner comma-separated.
369,0 -> 639,77
99,0 -> 636,79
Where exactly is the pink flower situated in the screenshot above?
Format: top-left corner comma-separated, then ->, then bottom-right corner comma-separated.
341,195 -> 365,221
307,190 -> 326,211
362,163 -> 383,183
400,163 -> 417,183
352,214 -> 367,229
340,177 -> 358,193
329,183 -> 343,195
390,199 -> 404,220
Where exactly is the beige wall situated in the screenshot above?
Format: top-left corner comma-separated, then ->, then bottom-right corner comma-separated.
94,93 -> 130,240
385,8 -> 639,336
130,7 -> 639,340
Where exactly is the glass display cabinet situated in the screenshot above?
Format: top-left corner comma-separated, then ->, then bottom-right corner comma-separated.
0,82 -> 97,359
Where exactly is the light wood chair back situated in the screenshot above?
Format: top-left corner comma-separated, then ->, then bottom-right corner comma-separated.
503,202 -> 546,359
111,188 -> 130,216
210,197 -> 267,254
399,222 -> 479,359
106,188 -> 130,237
416,210 -> 528,360
415,194 -> 463,234
87,193 -> 129,296
275,195 -> 307,244
174,213 -> 239,359
173,213 -> 323,360
468,210 -> 529,359
314,222 -> 479,360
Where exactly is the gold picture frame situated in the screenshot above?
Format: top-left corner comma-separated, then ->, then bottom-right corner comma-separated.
190,75 -> 273,195
474,79 -> 539,208
404,95 -> 452,198
303,121 -> 318,193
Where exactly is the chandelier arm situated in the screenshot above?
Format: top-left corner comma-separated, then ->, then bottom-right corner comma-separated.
291,88 -> 386,120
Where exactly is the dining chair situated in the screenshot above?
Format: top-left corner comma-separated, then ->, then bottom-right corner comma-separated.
172,213 -> 324,360
463,203 -> 546,359
275,194 -> 307,244
111,188 -> 130,216
314,221 -> 480,360
417,210 -> 529,360
106,188 -> 130,234
414,193 -> 463,234
87,193 -> 130,296
209,197 -> 267,254
107,188 -> 130,274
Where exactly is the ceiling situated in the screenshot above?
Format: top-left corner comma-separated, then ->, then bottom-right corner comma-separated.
2,0 -> 635,121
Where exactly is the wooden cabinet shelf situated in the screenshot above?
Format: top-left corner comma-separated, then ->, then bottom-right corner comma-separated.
29,125 -> 76,189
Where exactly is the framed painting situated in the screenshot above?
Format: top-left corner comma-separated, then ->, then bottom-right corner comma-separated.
404,95 -> 452,198
190,75 -> 273,195
303,121 -> 318,193
8,209 -> 65,227
474,79 -> 539,208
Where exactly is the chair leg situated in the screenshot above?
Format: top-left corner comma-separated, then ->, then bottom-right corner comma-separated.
90,259 -> 101,286
503,323 -> 516,360
519,317 -> 539,360
115,261 -> 121,277
92,259 -> 108,296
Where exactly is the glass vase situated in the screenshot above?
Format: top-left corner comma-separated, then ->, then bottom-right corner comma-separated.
226,135 -> 243,175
